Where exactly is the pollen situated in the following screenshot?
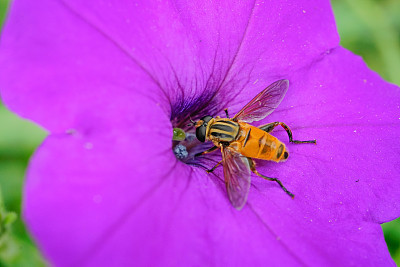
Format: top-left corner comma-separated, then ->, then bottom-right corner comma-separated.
174,144 -> 188,159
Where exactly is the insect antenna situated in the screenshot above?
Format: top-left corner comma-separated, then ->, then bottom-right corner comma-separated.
187,117 -> 196,127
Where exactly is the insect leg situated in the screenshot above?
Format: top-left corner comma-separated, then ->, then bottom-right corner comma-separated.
249,159 -> 294,198
258,122 -> 276,133
259,122 -> 316,144
194,146 -> 218,157
224,108 -> 230,118
207,160 -> 223,173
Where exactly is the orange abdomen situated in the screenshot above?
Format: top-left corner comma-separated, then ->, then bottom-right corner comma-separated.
233,123 -> 288,162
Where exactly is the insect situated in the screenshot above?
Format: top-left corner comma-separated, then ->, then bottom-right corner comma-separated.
194,79 -> 316,210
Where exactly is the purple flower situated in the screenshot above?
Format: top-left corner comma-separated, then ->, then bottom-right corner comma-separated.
1,0 -> 399,266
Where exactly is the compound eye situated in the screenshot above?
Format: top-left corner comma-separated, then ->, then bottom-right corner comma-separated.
196,125 -> 207,142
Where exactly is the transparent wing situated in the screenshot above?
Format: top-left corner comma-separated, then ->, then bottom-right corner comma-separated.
222,146 -> 251,210
233,79 -> 289,123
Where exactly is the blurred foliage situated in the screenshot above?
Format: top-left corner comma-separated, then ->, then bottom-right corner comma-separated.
0,0 -> 399,265
0,0 -> 8,26
332,0 -> 400,85
0,104 -> 47,266
0,188 -> 18,262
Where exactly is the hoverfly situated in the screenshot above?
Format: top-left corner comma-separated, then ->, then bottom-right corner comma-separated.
194,79 -> 316,210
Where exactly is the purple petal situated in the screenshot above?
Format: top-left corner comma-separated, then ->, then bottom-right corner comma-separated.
243,47 -> 400,265
0,0 -> 338,129
0,0 -> 163,131
24,96 -> 177,266
24,47 -> 400,267
0,0 -> 399,266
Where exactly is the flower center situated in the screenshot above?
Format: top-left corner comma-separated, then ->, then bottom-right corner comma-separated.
171,126 -> 216,168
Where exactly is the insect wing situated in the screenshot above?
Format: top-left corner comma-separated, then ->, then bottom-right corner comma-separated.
233,79 -> 289,123
222,147 -> 251,210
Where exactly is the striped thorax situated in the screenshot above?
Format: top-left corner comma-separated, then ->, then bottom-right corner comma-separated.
195,116 -> 240,144
208,118 -> 240,143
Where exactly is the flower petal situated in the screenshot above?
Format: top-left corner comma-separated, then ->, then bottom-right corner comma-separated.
243,47 -> 400,265
24,93 -> 303,266
0,0 -> 339,129
0,0 -> 163,131
25,48 -> 399,266
24,96 -> 176,266
2,0 -> 398,266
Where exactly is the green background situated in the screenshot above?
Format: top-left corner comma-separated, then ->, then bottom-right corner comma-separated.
0,0 -> 399,265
